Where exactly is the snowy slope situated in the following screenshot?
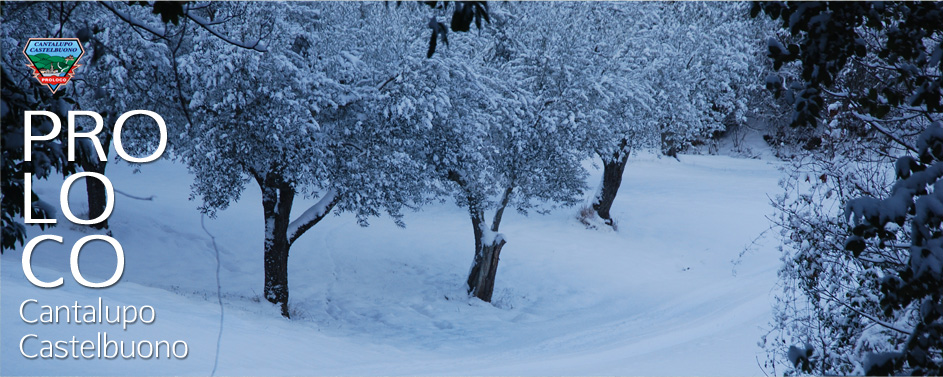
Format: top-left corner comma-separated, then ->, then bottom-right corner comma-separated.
1,152 -> 782,376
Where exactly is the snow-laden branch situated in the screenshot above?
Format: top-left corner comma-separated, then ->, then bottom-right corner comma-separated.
816,287 -> 910,335
287,188 -> 341,245
377,73 -> 401,92
852,112 -> 919,153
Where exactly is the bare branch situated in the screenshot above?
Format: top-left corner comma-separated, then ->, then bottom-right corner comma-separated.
185,11 -> 267,52
99,1 -> 267,52
98,2 -> 170,42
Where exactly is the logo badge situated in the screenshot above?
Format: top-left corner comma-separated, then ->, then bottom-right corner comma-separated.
22,38 -> 85,93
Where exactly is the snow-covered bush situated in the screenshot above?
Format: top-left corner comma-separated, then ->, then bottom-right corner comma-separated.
766,128 -> 911,375
758,2 -> 943,374
842,123 -> 943,375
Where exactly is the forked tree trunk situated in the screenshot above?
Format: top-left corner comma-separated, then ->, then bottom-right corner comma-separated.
466,186 -> 512,302
593,139 -> 630,225
466,209 -> 508,302
255,170 -> 341,318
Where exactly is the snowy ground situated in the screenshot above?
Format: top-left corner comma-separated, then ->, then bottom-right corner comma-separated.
1,150 -> 783,375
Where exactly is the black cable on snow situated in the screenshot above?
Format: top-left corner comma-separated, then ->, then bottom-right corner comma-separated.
201,213 -> 225,376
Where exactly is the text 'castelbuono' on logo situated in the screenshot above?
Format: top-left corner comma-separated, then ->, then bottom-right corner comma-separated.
23,38 -> 85,93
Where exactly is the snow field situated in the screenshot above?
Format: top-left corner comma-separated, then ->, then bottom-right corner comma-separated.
2,152 -> 782,375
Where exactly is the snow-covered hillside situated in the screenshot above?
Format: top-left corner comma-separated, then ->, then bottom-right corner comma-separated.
1,152 -> 782,375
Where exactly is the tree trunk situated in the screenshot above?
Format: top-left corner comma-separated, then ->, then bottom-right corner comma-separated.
260,175 -> 295,318
661,130 -> 679,158
468,239 -> 506,302
466,186 -> 512,303
466,208 -> 508,302
78,133 -> 111,230
252,168 -> 340,319
466,208 -> 486,297
80,158 -> 109,229
593,139 -> 630,226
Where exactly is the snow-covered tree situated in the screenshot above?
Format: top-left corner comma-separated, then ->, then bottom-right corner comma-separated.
765,126 -> 912,375
381,11 -> 588,302
843,124 -> 943,375
177,3 -> 429,317
596,2 -> 760,226
1,1 -> 251,246
493,3 -> 654,227
67,3 -> 182,230
2,3 -> 87,250
0,66 -> 73,251
500,2 -> 762,227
